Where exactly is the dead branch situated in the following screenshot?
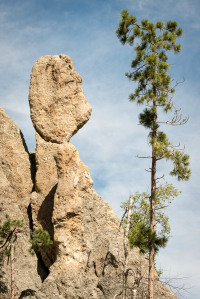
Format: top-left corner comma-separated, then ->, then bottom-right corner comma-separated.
159,275 -> 192,298
137,155 -> 152,159
119,207 -> 128,230
156,174 -> 165,181
122,195 -> 134,299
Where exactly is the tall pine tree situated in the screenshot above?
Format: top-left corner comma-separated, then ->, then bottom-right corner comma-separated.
116,10 -> 191,299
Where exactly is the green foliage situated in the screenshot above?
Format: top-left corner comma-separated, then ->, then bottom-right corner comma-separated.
116,10 -> 182,108
0,215 -> 23,239
117,12 -> 190,295
139,108 -> 154,129
116,10 -> 191,182
0,215 -> 52,299
29,228 -> 53,254
128,222 -> 168,255
0,215 -> 24,258
121,184 -> 180,254
0,215 -> 52,257
0,215 -> 23,242
170,152 -> 190,180
154,262 -> 163,277
150,131 -> 191,180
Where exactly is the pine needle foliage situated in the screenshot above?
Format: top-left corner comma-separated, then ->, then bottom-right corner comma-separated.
128,222 -> 168,255
0,216 -> 52,256
116,9 -> 191,181
0,214 -> 23,257
29,228 -> 53,254
121,184 -> 180,255
116,10 -> 191,298
0,215 -> 24,299
0,215 -> 23,237
0,215 -> 52,299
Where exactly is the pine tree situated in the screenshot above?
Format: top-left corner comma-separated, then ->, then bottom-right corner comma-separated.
0,215 -> 52,299
116,10 -> 191,299
0,215 -> 24,299
29,227 -> 53,254
121,184 -> 180,256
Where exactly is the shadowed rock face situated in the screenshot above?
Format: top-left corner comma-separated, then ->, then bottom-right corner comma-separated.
29,54 -> 92,143
0,55 -> 178,299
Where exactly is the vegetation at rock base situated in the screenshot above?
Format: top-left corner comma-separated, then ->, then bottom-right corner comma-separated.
0,214 -> 52,299
116,9 -> 191,299
0,215 -> 24,257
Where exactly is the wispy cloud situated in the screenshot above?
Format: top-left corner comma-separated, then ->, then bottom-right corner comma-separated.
0,0 -> 199,297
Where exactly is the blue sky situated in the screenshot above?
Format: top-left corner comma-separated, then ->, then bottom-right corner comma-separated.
0,0 -> 199,297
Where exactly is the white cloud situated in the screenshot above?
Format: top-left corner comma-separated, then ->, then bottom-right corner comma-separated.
0,0 -> 199,297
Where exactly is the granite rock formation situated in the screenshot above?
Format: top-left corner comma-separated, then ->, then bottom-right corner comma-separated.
0,55 -> 178,299
29,54 -> 92,143
0,108 -> 42,298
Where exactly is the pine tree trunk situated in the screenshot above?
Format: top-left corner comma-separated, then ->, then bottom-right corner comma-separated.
122,195 -> 133,299
10,238 -> 15,299
148,155 -> 156,299
148,96 -> 157,299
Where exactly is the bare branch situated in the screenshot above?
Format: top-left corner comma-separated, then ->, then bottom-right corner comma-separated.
122,195 -> 134,299
159,275 -> 192,298
156,156 -> 165,161
137,155 -> 152,159
155,205 -> 169,210
158,115 -> 189,126
171,78 -> 185,89
119,207 -> 128,229
133,63 -> 147,73
167,144 -> 185,151
156,174 -> 165,181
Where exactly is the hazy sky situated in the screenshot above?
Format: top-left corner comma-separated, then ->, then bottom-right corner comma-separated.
0,0 -> 199,297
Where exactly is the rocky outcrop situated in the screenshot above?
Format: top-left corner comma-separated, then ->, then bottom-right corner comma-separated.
0,108 -> 43,298
29,54 -> 92,143
0,55 -> 178,299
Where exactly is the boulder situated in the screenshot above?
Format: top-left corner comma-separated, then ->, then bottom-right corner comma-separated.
29,54 -> 92,143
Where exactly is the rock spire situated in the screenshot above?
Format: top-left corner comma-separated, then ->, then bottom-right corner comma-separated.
0,55 -> 178,299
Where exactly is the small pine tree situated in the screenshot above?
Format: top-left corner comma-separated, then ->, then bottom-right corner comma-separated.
0,215 -> 24,299
121,184 -> 180,256
0,215 -> 52,299
29,227 -> 53,254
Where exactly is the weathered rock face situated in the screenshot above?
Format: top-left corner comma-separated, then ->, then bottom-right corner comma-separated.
0,55 -> 178,299
29,54 -> 92,143
0,108 -> 32,206
0,108 -> 43,298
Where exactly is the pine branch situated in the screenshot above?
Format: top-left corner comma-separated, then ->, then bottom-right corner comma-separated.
156,174 -> 165,181
137,155 -> 153,159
